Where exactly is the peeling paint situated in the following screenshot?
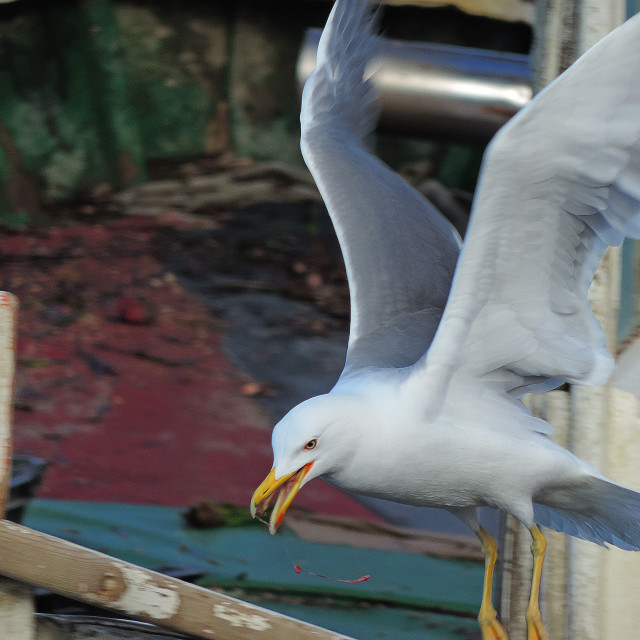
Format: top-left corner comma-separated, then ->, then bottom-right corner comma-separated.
213,602 -> 272,631
111,562 -> 180,619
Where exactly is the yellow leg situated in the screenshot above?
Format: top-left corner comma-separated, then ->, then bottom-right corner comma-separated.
526,525 -> 548,640
476,526 -> 509,640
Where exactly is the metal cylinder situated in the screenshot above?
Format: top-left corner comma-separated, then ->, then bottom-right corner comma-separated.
297,29 -> 532,144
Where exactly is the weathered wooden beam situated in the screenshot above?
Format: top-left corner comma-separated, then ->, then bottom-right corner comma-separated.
0,519 -> 354,640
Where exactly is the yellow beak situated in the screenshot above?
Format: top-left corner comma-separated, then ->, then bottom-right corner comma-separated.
250,462 -> 314,534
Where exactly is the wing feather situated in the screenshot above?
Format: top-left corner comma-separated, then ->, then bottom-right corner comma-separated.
300,0 -> 461,373
422,12 -> 640,404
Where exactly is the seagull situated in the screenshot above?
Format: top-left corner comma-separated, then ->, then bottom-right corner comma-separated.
251,1 -> 640,638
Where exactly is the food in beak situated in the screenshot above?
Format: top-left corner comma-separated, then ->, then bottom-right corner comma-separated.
251,462 -> 314,534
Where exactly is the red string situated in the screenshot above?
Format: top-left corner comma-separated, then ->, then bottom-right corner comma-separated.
256,515 -> 371,583
292,563 -> 370,583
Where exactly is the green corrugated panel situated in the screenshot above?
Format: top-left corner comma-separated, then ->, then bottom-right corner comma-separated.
25,499 -> 483,640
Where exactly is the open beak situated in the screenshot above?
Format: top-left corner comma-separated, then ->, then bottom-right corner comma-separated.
250,462 -> 314,534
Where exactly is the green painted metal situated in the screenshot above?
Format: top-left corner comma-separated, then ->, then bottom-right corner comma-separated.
113,3 -> 231,160
25,499 -> 483,639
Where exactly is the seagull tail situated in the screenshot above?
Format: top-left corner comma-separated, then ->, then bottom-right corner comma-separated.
533,476 -> 640,551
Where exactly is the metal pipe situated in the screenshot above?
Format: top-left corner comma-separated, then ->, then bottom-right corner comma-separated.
297,29 -> 532,144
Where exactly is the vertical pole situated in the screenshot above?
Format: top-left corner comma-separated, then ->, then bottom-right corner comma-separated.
0,292 -> 35,640
501,2 -> 626,639
562,3 -> 625,638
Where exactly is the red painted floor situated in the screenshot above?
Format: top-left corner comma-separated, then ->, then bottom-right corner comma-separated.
2,218 -> 379,522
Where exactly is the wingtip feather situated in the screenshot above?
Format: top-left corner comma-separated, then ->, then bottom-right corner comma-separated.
301,0 -> 380,141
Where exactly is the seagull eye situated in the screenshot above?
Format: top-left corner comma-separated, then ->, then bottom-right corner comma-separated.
304,438 -> 317,450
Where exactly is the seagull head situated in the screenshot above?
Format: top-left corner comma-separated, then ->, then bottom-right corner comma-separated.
250,393 -> 359,534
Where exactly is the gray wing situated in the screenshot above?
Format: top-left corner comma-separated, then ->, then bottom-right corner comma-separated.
419,10 -> 640,410
300,0 -> 461,373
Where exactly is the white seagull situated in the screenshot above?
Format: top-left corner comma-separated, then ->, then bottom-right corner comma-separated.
251,1 -> 640,638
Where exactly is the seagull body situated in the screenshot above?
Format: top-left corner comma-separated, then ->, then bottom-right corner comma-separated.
252,1 -> 640,637
273,358 -> 608,527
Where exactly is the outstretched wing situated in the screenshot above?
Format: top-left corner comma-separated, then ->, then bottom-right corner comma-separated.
300,0 -> 461,373
422,12 -> 640,403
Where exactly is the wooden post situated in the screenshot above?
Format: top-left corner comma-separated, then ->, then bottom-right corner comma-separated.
0,292 -> 35,640
0,519 -> 355,640
0,292 -> 17,512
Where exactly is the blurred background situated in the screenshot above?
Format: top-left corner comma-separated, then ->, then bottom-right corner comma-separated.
5,1 -> 639,638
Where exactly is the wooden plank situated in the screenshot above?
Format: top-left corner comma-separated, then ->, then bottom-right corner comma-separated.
0,519 -> 355,640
